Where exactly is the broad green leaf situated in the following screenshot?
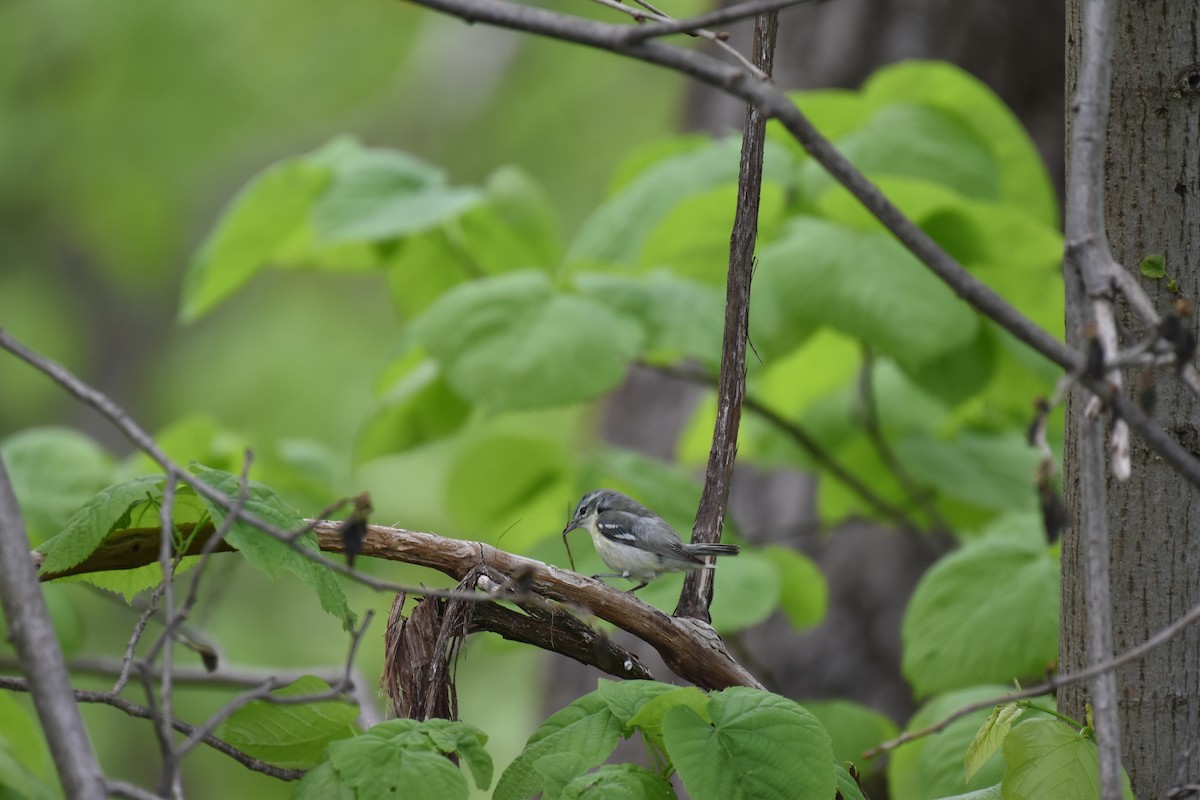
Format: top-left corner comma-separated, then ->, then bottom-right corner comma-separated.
0,748 -> 56,800
192,464 -> 356,632
766,545 -> 828,632
328,736 -> 469,800
0,694 -> 50,789
568,138 -> 793,268
560,764 -> 676,799
383,229 -> 478,318
804,700 -> 898,778
608,135 -> 713,195
1002,719 -> 1133,800
888,686 -> 1012,800
595,679 -> 680,731
409,271 -> 643,411
627,687 -> 711,753
798,103 -> 999,205
894,431 -> 1042,515
216,676 -> 359,769
935,786 -> 1004,800
309,146 -> 481,244
444,430 -> 573,549
639,181 -> 788,285
494,692 -> 623,800
452,165 -> 562,272
965,703 -> 1024,782
1139,254 -> 1166,279
292,762 -> 356,800
902,541 -> 1058,697
662,687 -> 836,800
36,475 -> 165,575
707,549 -> 781,634
535,752 -> 592,799
356,353 -> 472,461
751,217 -> 979,367
2,427 -> 114,544
416,719 -> 494,791
861,61 -> 1058,226
574,271 -> 725,367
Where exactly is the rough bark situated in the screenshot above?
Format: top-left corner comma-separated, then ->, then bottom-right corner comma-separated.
1062,2 -> 1200,797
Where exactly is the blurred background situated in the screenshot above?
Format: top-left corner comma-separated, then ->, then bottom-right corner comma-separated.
0,0 -> 1063,796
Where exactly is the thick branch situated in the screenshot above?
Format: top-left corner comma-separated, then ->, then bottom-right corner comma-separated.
0,458 -> 106,800
36,522 -> 760,691
677,9 -> 777,623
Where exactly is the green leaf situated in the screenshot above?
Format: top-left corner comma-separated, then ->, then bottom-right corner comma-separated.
627,687 -> 711,753
965,703 -> 1024,782
595,679 -> 681,732
494,692 -> 623,800
1139,254 -> 1166,279
1,427 -> 114,545
356,353 -> 472,461
574,271 -> 725,367
804,700 -> 899,779
328,736 -> 469,800
382,229 -> 477,318
191,464 -> 356,632
707,549 -> 782,634
902,541 -> 1059,697
766,545 -> 828,632
934,785 -> 1004,800
415,719 -> 494,791
0,694 -> 50,790
833,763 -> 868,800
751,217 -> 979,367
896,430 -> 1043,514
888,686 -> 1013,800
1002,719 -> 1133,800
662,687 -> 836,800
452,165 -> 562,272
409,271 -> 643,411
292,762 -> 356,800
216,676 -> 359,769
861,61 -> 1058,226
560,764 -> 677,799
36,475 -> 165,575
310,146 -> 481,244
181,152 -> 332,321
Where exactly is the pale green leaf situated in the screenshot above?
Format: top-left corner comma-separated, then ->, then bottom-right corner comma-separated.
965,703 -> 1024,782
765,545 -> 828,632
217,676 -> 359,769
36,475 -> 165,575
1002,720 -> 1133,800
560,764 -> 676,800
804,700 -> 898,779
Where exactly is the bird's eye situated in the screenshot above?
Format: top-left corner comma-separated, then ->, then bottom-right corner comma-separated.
577,505 -> 588,518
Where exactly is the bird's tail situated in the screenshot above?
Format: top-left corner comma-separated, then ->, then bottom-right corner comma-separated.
685,543 -> 740,558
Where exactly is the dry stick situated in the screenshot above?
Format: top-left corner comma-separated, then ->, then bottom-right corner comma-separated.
866,593 -> 1200,758
1066,0 -> 1124,794
154,471 -> 181,797
675,8 -> 777,623
0,459 -> 107,800
624,0 -> 817,41
0,676 -> 304,781
399,0 -> 1200,493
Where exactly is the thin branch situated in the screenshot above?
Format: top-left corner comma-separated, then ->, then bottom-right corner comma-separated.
624,0 -> 818,42
0,676 -> 303,781
676,8 -> 777,623
0,458 -> 106,800
866,589 -> 1200,758
105,779 -> 166,800
154,471 -> 181,797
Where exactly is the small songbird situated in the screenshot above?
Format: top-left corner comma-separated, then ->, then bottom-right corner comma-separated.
562,489 -> 740,591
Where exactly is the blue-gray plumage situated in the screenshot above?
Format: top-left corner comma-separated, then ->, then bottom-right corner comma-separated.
562,489 -> 739,591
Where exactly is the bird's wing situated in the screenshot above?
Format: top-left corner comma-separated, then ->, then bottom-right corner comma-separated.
596,511 -> 704,565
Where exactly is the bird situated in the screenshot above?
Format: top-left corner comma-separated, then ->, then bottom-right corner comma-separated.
562,489 -> 740,591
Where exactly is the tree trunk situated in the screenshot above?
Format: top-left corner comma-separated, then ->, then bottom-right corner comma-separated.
1061,2 -> 1200,797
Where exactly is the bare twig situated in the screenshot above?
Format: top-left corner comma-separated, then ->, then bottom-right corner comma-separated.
676,8 -> 777,623
154,471 -> 181,797
0,458 -> 106,800
624,0 -> 818,41
0,676 -> 304,781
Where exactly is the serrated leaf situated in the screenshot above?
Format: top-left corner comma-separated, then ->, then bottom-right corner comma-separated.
416,719 -> 493,791
595,679 -> 680,731
765,545 -> 828,632
902,541 -> 1059,697
291,762 -> 356,800
37,475 -> 165,575
1002,719 -> 1133,800
1,427 -> 114,545
191,464 -> 356,632
888,686 -> 1014,800
626,687 -> 711,753
409,271 -> 643,411
310,146 -> 481,244
751,217 -> 979,367
329,736 -> 469,800
965,704 -> 1024,782
494,692 -> 623,800
1139,254 -> 1166,279
662,687 -> 836,800
217,676 -> 359,769
560,764 -> 676,800
833,763 -> 868,800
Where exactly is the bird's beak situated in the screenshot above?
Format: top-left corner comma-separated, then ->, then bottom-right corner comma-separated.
562,519 -> 578,535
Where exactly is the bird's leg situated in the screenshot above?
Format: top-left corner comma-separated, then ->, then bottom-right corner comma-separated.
627,581 -> 649,593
